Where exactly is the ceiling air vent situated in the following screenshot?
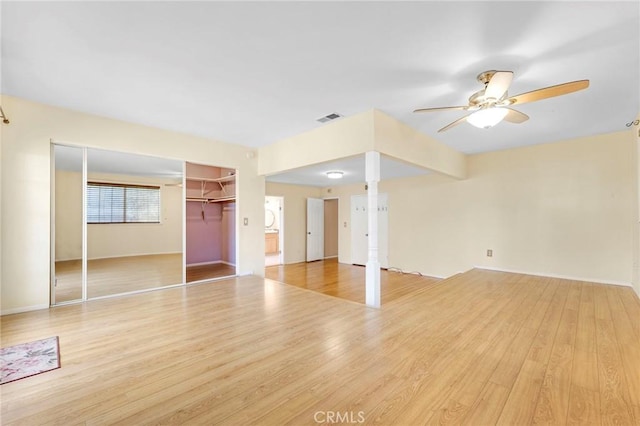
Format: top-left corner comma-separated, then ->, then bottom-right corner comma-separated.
316,112 -> 342,123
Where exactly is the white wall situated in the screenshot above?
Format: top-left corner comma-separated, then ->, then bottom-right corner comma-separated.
321,130 -> 636,284
1,95 -> 264,314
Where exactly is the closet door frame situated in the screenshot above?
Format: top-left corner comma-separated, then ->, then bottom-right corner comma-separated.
51,143 -> 200,304
50,142 -> 88,305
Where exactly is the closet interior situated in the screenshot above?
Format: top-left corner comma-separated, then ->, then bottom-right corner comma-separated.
185,162 -> 237,282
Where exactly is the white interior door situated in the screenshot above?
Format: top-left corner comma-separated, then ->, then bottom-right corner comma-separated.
351,195 -> 368,266
351,194 -> 388,268
306,198 -> 324,262
378,194 -> 389,268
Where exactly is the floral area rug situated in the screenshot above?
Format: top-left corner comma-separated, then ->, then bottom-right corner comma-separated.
1,336 -> 60,384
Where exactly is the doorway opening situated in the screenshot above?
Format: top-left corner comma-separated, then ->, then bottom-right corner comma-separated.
265,196 -> 283,267
185,162 -> 237,283
306,197 -> 339,262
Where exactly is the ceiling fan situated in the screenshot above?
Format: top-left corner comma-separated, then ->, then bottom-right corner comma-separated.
414,70 -> 589,132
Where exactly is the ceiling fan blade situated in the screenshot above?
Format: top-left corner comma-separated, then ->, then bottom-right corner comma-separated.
485,71 -> 513,100
502,108 -> 529,124
414,105 -> 469,113
438,114 -> 470,132
509,80 -> 589,105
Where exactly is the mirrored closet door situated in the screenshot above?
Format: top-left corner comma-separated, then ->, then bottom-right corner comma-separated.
52,145 -> 186,303
52,146 -> 238,305
86,148 -> 184,298
52,145 -> 84,304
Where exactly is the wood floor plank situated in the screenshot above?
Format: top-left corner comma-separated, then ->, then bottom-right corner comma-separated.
567,286 -> 602,425
1,264 -> 638,425
420,275 -> 551,424
532,281 -> 580,424
606,286 -> 640,410
617,286 -> 640,340
593,285 -> 637,425
265,258 -> 441,305
54,254 -> 235,304
496,279 -> 570,425
567,384 -> 601,426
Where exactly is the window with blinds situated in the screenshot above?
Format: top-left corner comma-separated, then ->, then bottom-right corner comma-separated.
87,182 -> 161,224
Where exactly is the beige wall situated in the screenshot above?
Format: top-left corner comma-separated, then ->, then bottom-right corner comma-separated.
54,170 -> 83,261
373,109 -> 466,179
258,111 -> 374,176
265,182 -> 322,264
55,170 -> 183,261
1,95 -> 265,314
2,93 -> 636,314
321,131 -> 636,284
258,109 -> 466,179
90,173 -> 183,260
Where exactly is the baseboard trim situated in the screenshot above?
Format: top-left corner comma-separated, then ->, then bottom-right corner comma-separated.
474,266 -> 632,287
1,304 -> 49,316
57,252 -> 183,262
187,260 -> 236,267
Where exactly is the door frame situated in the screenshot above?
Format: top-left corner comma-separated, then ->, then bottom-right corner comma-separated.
50,142 -> 88,306
264,195 -> 285,265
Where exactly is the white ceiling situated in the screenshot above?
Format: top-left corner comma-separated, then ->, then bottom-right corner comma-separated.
55,145 -> 183,179
3,1 -> 639,185
267,154 -> 430,187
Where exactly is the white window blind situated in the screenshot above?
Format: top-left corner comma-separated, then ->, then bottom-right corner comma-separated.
87,182 -> 160,224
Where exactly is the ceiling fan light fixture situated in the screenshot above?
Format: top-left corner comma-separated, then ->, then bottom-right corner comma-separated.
467,107 -> 509,129
326,171 -> 344,179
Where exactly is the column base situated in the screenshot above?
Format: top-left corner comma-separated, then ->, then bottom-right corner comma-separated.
365,261 -> 381,308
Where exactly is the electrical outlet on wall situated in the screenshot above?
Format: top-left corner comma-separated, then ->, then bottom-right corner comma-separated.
243,217 -> 249,226
487,249 -> 493,257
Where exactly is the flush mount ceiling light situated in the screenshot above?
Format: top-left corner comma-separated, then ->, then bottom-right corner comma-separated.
466,107 -> 509,129
326,171 -> 344,179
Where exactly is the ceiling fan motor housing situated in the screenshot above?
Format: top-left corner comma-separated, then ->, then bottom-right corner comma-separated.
476,70 -> 498,85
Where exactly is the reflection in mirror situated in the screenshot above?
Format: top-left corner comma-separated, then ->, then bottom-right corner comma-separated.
53,145 -> 84,303
86,148 -> 184,298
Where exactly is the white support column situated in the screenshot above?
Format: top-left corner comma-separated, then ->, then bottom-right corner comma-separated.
365,151 -> 381,308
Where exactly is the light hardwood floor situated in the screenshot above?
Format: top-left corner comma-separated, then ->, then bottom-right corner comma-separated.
55,254 -> 235,303
266,258 -> 441,305
186,262 -> 236,283
1,267 -> 639,425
